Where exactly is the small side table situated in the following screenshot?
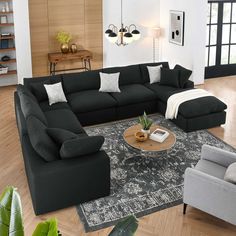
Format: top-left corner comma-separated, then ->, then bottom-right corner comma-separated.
48,50 -> 93,75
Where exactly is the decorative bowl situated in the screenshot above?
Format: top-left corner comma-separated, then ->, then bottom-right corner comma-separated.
134,131 -> 148,142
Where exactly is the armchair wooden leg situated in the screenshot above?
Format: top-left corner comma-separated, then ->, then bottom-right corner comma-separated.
183,203 -> 188,215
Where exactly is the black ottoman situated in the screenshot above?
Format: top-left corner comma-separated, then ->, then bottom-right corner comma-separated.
158,96 -> 227,132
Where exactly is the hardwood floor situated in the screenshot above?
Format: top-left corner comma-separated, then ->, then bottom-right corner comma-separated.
1,76 -> 236,235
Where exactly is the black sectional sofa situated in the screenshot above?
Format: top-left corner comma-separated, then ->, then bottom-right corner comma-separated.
15,62 -> 227,215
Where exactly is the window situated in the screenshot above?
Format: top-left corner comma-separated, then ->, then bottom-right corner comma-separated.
205,1 -> 236,78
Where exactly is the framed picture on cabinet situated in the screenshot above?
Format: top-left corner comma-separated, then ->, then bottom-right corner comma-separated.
169,10 -> 185,46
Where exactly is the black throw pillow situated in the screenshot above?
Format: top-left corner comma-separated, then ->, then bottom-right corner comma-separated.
160,68 -> 180,88
30,80 -> 50,102
18,93 -> 48,125
60,136 -> 105,159
47,128 -> 81,144
174,64 -> 192,88
26,116 -> 59,162
17,84 -> 37,102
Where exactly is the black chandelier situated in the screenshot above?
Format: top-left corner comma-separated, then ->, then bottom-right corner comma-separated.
105,0 -> 141,46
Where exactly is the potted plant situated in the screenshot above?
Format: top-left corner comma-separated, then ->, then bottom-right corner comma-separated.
0,186 -> 61,236
109,215 -> 138,236
56,31 -> 72,53
138,111 -> 153,134
0,186 -> 138,236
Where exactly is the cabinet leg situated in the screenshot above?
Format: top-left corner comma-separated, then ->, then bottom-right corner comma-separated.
183,203 -> 188,215
88,59 -> 91,70
84,59 -> 87,71
49,63 -> 53,75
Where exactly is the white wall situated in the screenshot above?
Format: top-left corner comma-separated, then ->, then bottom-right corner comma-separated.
103,0 -> 160,67
159,0 -> 207,85
13,0 -> 32,84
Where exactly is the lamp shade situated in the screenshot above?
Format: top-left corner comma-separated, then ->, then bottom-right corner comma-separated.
108,32 -> 118,43
105,29 -> 113,34
131,29 -> 141,41
152,27 -> 161,39
124,32 -> 133,44
105,29 -> 113,39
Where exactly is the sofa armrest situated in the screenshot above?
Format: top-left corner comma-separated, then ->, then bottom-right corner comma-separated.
184,167 -> 236,225
183,80 -> 194,89
201,145 -> 236,167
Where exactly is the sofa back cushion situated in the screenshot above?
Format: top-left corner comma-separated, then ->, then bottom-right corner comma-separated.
17,84 -> 37,102
174,64 -> 192,88
160,68 -> 180,88
47,127 -> 79,144
102,64 -> 142,86
24,75 -> 62,102
26,116 -> 59,162
60,135 -> 104,159
62,69 -> 102,94
18,92 -> 48,125
140,62 -> 169,84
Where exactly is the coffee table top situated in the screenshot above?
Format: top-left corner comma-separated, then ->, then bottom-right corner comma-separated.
123,124 -> 176,152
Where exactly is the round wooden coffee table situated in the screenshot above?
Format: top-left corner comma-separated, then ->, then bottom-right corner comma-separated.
123,124 -> 176,152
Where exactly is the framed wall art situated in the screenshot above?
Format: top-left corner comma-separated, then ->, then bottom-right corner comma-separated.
169,10 -> 185,46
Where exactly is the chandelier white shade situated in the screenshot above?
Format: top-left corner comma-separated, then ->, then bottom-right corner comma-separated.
105,0 -> 141,46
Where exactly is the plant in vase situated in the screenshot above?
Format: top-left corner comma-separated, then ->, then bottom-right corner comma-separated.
0,186 -> 61,236
138,112 -> 153,135
0,186 -> 138,236
56,31 -> 72,53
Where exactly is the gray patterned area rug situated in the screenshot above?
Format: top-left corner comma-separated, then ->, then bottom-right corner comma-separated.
76,113 -> 235,232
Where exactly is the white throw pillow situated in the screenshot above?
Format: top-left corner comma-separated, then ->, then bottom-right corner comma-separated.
44,82 -> 67,106
99,72 -> 121,93
224,162 -> 236,184
147,65 -> 162,84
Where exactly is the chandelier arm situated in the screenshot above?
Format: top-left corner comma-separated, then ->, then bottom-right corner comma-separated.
108,24 -> 116,29
124,26 -> 129,32
128,24 -> 137,32
113,25 -> 118,34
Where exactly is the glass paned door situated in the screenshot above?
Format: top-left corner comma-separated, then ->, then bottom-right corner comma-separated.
205,1 -> 236,78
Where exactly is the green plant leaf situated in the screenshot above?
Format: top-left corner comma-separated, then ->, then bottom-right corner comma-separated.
56,31 -> 72,44
139,112 -> 153,130
32,218 -> 59,236
0,186 -> 24,236
109,215 -> 138,236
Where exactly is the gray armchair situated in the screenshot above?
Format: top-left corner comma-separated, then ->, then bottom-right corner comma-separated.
183,144 -> 236,225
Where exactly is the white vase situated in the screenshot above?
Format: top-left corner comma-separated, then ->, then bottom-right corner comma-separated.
141,129 -> 151,135
5,2 -> 9,12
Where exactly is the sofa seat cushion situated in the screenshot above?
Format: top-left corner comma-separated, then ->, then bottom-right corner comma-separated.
67,90 -> 117,113
110,84 -> 156,106
195,159 -> 226,179
145,83 -> 179,102
178,96 -> 227,118
39,101 -> 70,112
44,109 -> 85,134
